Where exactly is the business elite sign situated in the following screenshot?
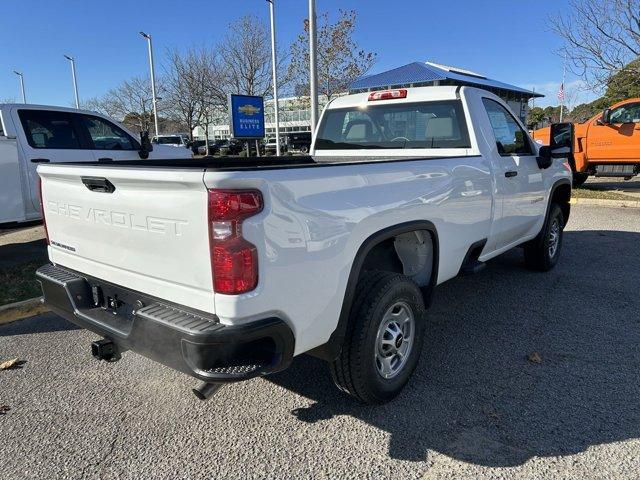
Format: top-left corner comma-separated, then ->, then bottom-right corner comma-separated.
229,94 -> 266,139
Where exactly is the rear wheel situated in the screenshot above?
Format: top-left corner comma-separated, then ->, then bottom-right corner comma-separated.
330,271 -> 426,404
524,203 -> 565,271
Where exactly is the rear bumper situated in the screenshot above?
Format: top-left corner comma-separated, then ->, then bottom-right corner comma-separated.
36,263 -> 294,383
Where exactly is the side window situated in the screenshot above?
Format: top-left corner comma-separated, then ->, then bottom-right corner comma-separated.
18,110 -> 81,149
482,98 -> 532,156
78,115 -> 136,150
609,103 -> 640,124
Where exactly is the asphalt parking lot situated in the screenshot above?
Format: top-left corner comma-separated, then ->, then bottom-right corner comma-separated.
1,204 -> 639,479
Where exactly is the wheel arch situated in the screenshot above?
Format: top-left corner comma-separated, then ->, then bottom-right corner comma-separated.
309,220 -> 440,362
549,179 -> 572,225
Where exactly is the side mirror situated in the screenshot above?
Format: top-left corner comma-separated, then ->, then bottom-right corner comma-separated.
550,122 -> 573,150
139,131 -> 153,159
537,146 -> 553,169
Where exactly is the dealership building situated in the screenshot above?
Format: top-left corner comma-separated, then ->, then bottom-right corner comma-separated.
193,61 -> 542,140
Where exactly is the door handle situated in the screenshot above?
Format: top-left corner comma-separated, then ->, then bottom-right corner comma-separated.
30,158 -> 50,163
81,176 -> 116,193
505,171 -> 518,178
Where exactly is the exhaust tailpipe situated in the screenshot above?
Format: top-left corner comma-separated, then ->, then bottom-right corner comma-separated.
192,382 -> 224,400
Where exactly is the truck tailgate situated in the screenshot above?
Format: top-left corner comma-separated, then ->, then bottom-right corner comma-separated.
38,164 -> 215,314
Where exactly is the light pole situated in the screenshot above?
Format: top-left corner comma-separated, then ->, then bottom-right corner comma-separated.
308,0 -> 319,135
266,0 -> 281,156
140,31 -> 159,137
13,71 -> 26,104
63,55 -> 80,108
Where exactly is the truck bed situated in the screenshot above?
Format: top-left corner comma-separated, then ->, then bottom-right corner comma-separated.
51,155 -> 452,171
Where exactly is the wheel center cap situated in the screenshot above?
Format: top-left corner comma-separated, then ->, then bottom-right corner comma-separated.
395,334 -> 403,349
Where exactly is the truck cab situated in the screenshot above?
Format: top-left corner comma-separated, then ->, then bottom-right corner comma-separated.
533,98 -> 640,185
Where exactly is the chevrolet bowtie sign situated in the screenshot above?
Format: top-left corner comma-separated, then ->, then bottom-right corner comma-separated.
229,94 -> 265,139
238,104 -> 261,116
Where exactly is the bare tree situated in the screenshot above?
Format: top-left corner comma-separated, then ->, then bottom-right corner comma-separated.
187,49 -> 226,154
288,9 -> 377,102
550,0 -> 640,90
165,49 -> 206,141
86,76 -> 166,133
218,14 -> 277,98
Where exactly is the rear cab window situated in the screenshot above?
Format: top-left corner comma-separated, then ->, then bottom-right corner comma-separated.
315,100 -> 471,150
18,110 -> 82,149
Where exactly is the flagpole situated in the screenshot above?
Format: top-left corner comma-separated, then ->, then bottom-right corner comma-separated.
559,56 -> 567,123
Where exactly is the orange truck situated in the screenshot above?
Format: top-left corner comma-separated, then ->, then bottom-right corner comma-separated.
532,98 -> 640,186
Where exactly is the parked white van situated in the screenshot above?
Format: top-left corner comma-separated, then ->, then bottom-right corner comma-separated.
0,104 -> 192,224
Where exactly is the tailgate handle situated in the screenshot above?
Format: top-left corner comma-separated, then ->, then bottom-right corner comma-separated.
81,177 -> 116,193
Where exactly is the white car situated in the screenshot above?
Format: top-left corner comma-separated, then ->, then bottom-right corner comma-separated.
0,104 -> 192,224
36,86 -> 571,404
152,134 -> 191,149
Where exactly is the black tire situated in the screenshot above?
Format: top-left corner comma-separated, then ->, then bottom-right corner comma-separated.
573,172 -> 589,187
330,271 -> 426,404
524,203 -> 565,271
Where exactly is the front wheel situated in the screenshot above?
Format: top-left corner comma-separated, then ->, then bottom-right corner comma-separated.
524,203 -> 565,271
330,271 -> 426,404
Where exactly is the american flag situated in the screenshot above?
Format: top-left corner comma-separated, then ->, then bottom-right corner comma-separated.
557,83 -> 565,103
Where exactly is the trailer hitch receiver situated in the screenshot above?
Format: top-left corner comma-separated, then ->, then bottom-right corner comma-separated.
91,339 -> 121,362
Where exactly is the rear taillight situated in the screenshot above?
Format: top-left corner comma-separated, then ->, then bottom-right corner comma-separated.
208,189 -> 263,295
368,89 -> 408,101
38,178 -> 50,245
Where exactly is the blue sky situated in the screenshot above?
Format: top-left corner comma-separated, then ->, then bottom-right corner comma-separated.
1,0 -> 595,108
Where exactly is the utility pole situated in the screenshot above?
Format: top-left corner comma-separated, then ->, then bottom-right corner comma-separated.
13,71 -> 26,103
64,55 -> 80,108
267,0 -> 281,156
140,31 -> 160,136
559,55 -> 567,123
308,0 -> 319,135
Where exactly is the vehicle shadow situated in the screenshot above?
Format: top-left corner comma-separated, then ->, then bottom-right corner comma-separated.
0,238 -> 47,268
582,178 -> 640,193
268,229 -> 640,466
0,313 -> 80,338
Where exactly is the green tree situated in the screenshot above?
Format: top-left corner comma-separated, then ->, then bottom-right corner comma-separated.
527,106 -> 546,128
603,57 -> 640,103
567,98 -> 610,122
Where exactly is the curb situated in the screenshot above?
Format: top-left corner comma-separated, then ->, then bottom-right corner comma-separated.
570,197 -> 640,208
0,297 -> 49,326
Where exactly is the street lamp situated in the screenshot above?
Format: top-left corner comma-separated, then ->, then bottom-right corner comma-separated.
63,55 -> 80,108
13,71 -> 26,104
308,0 -> 319,134
266,0 -> 281,156
139,31 -> 159,137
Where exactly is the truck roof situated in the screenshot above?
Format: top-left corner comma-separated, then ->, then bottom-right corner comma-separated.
0,103 -> 103,116
326,85 -> 463,110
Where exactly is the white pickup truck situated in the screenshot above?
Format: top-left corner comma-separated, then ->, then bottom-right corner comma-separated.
36,86 -> 572,404
0,104 -> 191,224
